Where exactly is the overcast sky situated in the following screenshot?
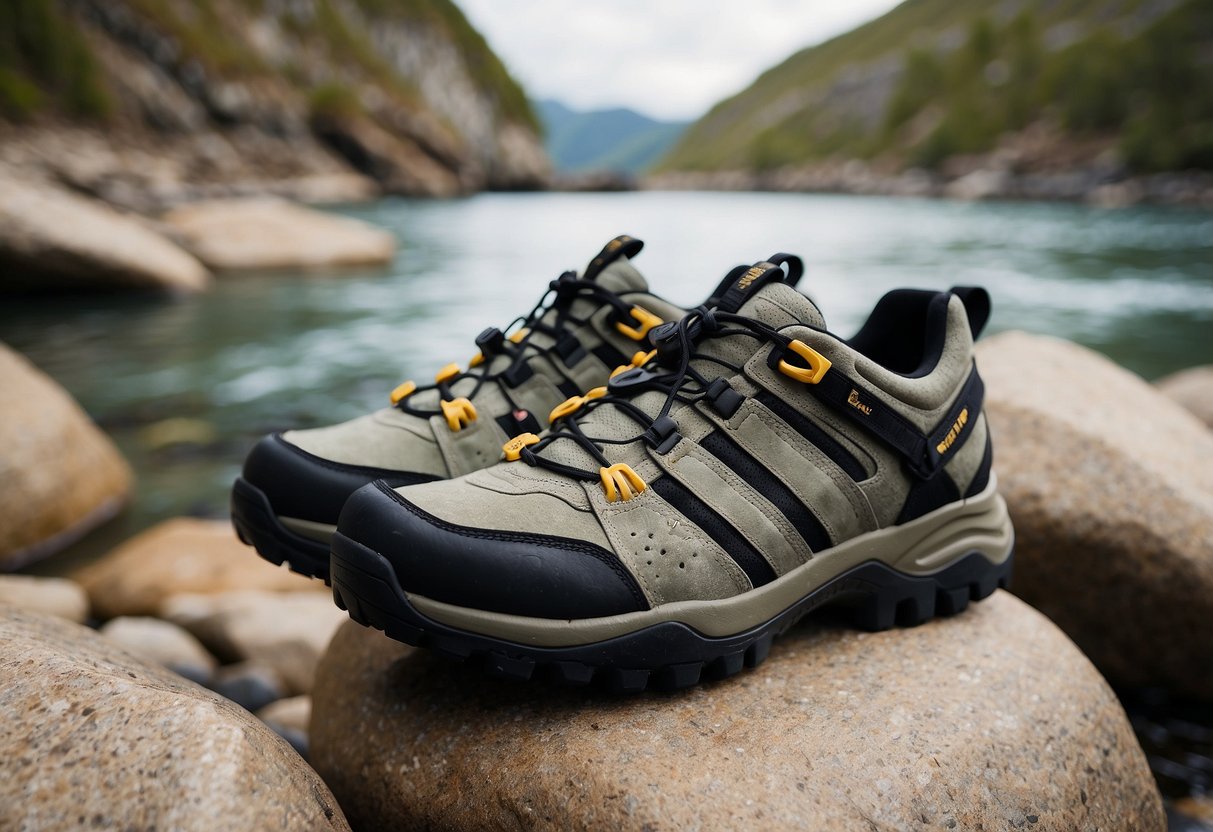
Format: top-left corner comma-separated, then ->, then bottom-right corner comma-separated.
458,0 -> 902,123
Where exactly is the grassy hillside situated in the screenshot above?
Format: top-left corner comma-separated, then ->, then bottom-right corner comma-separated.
537,100 -> 687,174
660,0 -> 1213,175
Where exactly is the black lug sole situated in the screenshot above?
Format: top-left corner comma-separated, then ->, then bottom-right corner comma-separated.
230,476 -> 333,582
330,531 -> 1014,693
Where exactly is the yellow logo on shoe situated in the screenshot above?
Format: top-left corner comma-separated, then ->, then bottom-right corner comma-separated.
936,408 -> 969,455
847,389 -> 873,415
737,265 -> 766,290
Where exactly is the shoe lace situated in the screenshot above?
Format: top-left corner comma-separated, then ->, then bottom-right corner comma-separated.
389,271 -> 661,432
505,294 -> 830,502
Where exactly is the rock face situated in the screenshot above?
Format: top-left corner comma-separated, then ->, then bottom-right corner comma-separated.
163,591 -> 346,694
0,576 -> 89,623
74,517 -> 319,619
0,606 -> 349,831
1157,365 -> 1213,429
0,171 -> 209,294
1,0 -> 548,205
0,344 -> 133,569
162,198 -> 395,272
976,332 -> 1213,700
310,593 -> 1164,832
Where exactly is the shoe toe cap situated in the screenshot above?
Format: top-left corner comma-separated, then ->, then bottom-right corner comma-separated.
242,433 -> 436,525
337,481 -> 648,619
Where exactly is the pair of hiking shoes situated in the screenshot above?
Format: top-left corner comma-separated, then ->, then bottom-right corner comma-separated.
231,236 -> 1013,692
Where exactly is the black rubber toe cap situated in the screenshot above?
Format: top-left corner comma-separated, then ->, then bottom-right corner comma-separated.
242,434 -> 438,525
337,481 -> 649,619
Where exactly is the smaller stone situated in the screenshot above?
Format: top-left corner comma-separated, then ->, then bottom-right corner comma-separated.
75,517 -> 320,620
0,576 -> 88,623
161,197 -> 395,271
1172,796 -> 1213,827
99,616 -> 217,684
1157,365 -> 1213,429
258,695 -> 311,734
162,590 -> 346,694
259,696 -> 312,759
209,661 -> 287,713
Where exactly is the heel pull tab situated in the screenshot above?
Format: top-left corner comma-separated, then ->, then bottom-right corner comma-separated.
584,235 -> 644,280
949,286 -> 991,339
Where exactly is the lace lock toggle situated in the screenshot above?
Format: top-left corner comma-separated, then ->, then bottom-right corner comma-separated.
615,305 -> 663,341
778,340 -> 832,385
600,463 -> 646,502
642,415 -> 682,455
502,432 -> 540,461
610,350 -> 656,379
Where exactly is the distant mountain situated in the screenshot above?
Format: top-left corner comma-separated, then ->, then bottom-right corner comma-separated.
659,0 -> 1213,177
537,100 -> 687,174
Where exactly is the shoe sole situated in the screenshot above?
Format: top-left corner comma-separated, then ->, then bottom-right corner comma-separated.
330,491 -> 1014,692
231,476 -> 333,582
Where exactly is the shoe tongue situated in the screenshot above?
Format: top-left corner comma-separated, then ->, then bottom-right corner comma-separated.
582,235 -> 648,293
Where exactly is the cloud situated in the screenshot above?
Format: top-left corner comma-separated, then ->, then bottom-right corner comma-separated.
458,0 -> 902,121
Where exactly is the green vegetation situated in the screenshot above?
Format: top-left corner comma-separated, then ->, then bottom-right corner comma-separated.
307,82 -> 363,120
662,0 -> 1213,174
0,0 -> 110,120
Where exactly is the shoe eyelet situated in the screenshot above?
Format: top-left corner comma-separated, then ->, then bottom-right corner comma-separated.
600,463 -> 646,502
440,397 -> 477,431
389,380 -> 416,405
614,305 -> 663,341
502,432 -> 540,461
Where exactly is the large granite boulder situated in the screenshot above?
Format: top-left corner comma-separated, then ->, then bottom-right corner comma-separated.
310,593 -> 1163,832
75,517 -> 319,619
976,332 -> 1213,699
1156,365 -> 1213,430
161,197 -> 396,272
0,606 -> 349,831
0,170 -> 209,293
0,344 -> 132,569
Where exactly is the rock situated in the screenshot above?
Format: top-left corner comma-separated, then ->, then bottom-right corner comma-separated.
1173,796 -> 1213,826
0,607 -> 348,831
209,661 -> 288,713
98,616 -> 217,684
259,696 -> 312,759
0,344 -> 133,570
311,115 -> 464,197
976,332 -> 1213,699
310,593 -> 1164,832
1157,365 -> 1213,429
0,169 -> 209,294
162,591 -> 346,694
258,695 -> 311,734
161,197 -> 396,272
0,576 -> 89,622
944,167 -> 1012,200
74,517 -> 320,620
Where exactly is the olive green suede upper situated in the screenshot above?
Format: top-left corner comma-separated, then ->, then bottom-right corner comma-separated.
394,280 -> 992,609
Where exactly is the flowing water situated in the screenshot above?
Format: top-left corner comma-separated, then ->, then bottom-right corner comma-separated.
3,190 -> 1212,808
3,190 -> 1212,568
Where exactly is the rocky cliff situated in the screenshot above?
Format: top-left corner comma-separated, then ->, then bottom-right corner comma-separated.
0,0 -> 549,209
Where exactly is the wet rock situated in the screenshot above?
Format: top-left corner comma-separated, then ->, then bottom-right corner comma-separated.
311,116 -> 464,197
209,661 -> 288,712
0,344 -> 132,570
162,591 -> 346,694
98,616 -> 217,684
0,169 -> 209,294
310,593 -> 1163,832
0,576 -> 88,623
161,197 -> 395,272
976,332 -> 1213,699
0,607 -> 348,831
1157,365 -> 1213,430
75,517 -> 319,619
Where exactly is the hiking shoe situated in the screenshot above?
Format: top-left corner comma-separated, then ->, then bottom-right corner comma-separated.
231,236 -> 695,580
329,256 -> 1014,690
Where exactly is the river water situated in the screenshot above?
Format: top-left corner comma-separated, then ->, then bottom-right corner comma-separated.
3,190 -> 1212,566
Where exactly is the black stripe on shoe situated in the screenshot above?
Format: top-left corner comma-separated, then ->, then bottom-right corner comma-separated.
754,392 -> 868,481
590,342 -> 630,372
699,431 -> 832,553
650,475 -> 777,589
